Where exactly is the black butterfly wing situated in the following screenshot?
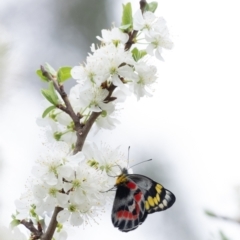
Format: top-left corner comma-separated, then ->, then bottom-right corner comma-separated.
128,174 -> 176,214
111,181 -> 147,232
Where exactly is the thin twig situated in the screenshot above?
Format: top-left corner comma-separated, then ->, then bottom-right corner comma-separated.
21,220 -> 42,239
40,66 -> 82,128
125,0 -> 147,51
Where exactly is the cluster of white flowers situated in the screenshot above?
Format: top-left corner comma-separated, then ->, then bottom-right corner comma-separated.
133,9 -> 173,60
10,3 -> 172,239
36,8 -> 172,145
13,142 -> 126,239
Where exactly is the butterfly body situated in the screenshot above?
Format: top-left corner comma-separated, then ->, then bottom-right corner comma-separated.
111,168 -> 175,232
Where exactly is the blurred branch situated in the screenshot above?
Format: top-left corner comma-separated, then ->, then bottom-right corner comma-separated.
219,230 -> 231,240
140,0 -> 147,12
205,210 -> 240,224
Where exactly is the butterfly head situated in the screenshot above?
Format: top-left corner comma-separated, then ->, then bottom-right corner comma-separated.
115,168 -> 129,186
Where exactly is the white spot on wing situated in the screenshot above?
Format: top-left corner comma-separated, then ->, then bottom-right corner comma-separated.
163,199 -> 168,207
128,201 -> 136,212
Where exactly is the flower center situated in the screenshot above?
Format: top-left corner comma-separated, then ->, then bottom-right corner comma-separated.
68,204 -> 77,212
49,187 -> 58,197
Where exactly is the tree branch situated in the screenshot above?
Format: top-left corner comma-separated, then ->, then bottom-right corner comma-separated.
40,207 -> 63,240
38,1 -> 147,238
73,111 -> 101,154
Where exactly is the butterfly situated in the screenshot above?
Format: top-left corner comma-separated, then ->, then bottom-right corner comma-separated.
111,167 -> 176,232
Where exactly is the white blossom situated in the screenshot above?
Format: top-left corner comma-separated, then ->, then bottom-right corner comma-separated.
94,107 -> 121,130
133,9 -> 156,32
54,229 -> 68,240
32,180 -> 69,213
14,194 -> 34,219
57,192 -> 99,226
37,108 -> 77,146
96,27 -> 129,46
78,86 -> 110,112
71,43 -> 134,92
130,62 -> 158,100
32,142 -> 70,185
133,9 -> 173,61
83,142 -> 125,178
145,30 -> 173,61
71,58 -> 106,86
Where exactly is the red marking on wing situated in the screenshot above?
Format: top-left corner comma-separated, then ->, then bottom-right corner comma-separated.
126,181 -> 137,189
117,210 -> 138,220
116,192 -> 142,221
134,192 -> 142,202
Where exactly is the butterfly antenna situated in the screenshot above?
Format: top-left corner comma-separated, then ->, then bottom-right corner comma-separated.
106,172 -> 118,178
106,163 -> 123,178
127,146 -> 130,168
100,186 -> 116,193
129,158 -> 152,169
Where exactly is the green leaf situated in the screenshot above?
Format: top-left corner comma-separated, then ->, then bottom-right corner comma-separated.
45,62 -> 57,76
10,219 -> 20,227
131,47 -> 147,61
36,69 -> 48,82
121,3 -> 133,32
57,66 -> 72,83
145,2 -> 158,13
41,89 -> 55,105
49,81 -> 59,103
119,24 -> 132,30
42,105 -> 57,118
41,81 -> 59,105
